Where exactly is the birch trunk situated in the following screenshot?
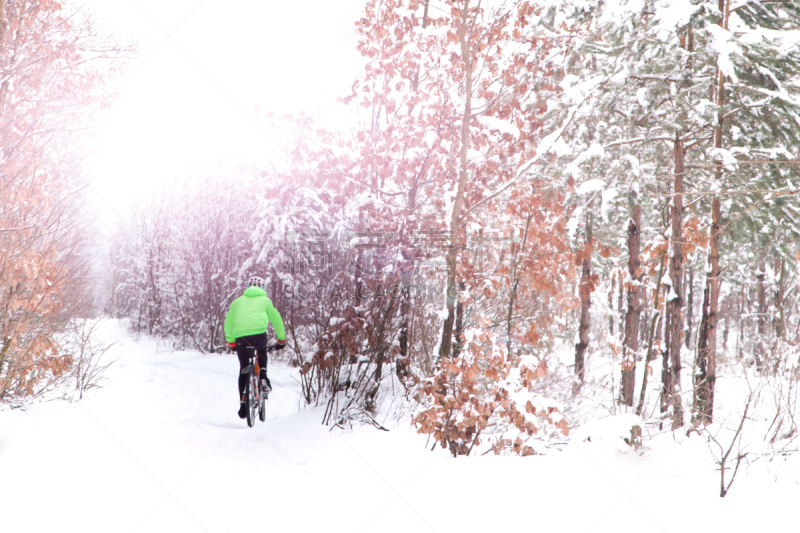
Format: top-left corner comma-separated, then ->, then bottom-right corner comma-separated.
439,0 -> 473,360
398,0 -> 429,379
0,0 -> 7,117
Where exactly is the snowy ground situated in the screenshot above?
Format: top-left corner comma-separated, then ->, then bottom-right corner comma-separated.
1,320 -> 798,533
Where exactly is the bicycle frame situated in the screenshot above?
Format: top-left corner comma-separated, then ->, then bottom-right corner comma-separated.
239,344 -> 281,427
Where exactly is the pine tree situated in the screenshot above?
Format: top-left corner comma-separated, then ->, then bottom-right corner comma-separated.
555,0 -> 800,427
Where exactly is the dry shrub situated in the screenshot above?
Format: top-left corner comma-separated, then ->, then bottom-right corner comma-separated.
63,320 -> 114,400
413,328 -> 568,457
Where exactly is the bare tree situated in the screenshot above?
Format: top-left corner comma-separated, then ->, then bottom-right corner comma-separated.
698,391 -> 753,498
64,319 -> 114,400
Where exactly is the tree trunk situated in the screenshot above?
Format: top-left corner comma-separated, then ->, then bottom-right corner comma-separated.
506,208 -> 533,355
685,263 -> 694,349
621,200 -> 642,406
737,283 -> 745,359
354,212 -> 365,311
666,137 -> 686,429
453,281 -> 465,357
609,273 -> 616,337
575,212 -> 593,384
0,0 -> 5,52
660,284 -> 671,427
397,273 -> 411,380
0,0 -> 7,117
411,0 -> 430,93
365,297 -> 399,413
398,175 -> 419,380
722,313 -> 729,354
774,256 -> 785,340
755,260 -> 767,370
399,0 -> 429,377
694,0 -> 730,426
694,196 -> 720,425
637,250 -> 666,416
618,272 -> 625,338
270,275 -> 278,314
439,1 -> 473,360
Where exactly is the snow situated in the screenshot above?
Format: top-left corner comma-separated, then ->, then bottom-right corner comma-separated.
652,0 -> 702,39
576,178 -> 606,195
552,136 -> 573,157
707,24 -> 741,84
560,73 -> 580,93
667,287 -> 679,302
573,413 -> 642,448
601,187 -> 618,222
709,147 -> 739,169
467,148 -> 484,162
2,320 -> 800,532
610,64 -> 629,85
585,142 -> 605,159
757,65 -> 783,94
567,206 -> 583,240
477,116 -> 520,138
636,87 -> 648,108
517,111 -> 578,176
424,130 -> 438,148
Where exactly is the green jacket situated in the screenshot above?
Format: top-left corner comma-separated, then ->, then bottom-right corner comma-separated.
224,286 -> 286,343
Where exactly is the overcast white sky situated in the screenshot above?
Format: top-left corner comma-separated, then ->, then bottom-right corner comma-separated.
75,0 -> 366,225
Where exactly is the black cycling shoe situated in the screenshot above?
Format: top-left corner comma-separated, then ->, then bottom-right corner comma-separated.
237,402 -> 246,419
259,369 -> 272,393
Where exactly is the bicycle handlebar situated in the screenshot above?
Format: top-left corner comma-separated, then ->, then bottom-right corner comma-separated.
228,343 -> 284,353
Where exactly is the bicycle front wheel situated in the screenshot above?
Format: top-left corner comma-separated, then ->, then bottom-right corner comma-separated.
258,380 -> 266,422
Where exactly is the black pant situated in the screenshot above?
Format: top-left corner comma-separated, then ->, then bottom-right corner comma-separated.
235,332 -> 268,398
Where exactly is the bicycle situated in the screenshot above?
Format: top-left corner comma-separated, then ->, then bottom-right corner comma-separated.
240,344 -> 282,427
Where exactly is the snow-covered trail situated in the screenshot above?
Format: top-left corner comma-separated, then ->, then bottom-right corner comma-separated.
1,320 -> 798,533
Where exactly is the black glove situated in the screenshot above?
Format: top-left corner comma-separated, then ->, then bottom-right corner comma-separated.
275,340 -> 286,350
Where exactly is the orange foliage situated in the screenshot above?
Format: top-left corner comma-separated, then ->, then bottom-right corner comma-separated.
413,329 -> 568,457
0,1 -> 116,399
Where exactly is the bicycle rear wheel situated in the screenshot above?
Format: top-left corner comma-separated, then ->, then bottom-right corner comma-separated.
245,368 -> 256,427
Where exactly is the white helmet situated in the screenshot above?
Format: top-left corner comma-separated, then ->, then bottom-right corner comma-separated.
247,276 -> 265,289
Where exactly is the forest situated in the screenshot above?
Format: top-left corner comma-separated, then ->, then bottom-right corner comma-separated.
3,0 -> 800,473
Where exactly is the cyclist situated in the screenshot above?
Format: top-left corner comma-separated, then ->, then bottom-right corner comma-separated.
224,276 -> 286,419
